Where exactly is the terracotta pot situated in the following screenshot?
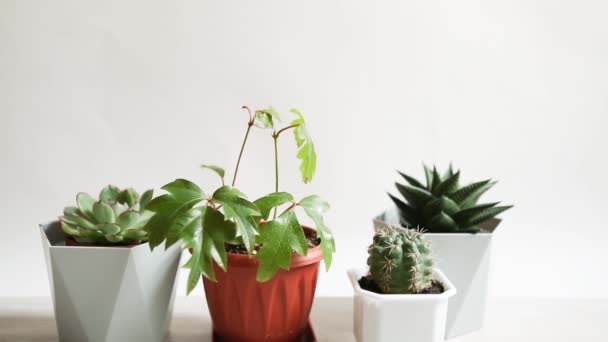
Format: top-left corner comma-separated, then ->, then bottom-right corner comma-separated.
64,236 -> 141,248
203,226 -> 323,342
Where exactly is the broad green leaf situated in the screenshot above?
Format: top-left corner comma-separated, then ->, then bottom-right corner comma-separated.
395,183 -> 434,209
256,209 -> 308,282
388,193 -> 422,227
63,206 -> 81,216
77,227 -> 104,240
398,171 -> 425,189
121,228 -> 147,240
433,171 -> 460,196
299,195 -> 335,271
181,207 -> 237,292
253,192 -> 294,220
290,108 -> 317,183
93,201 -> 115,223
98,223 -> 121,235
118,188 -> 139,207
105,234 -> 124,243
144,179 -> 206,249
139,189 -> 154,211
161,179 -> 205,202
59,214 -> 97,230
117,211 -> 139,229
253,107 -> 281,129
61,221 -> 80,236
76,192 -> 96,220
99,185 -> 120,203
212,186 -> 260,253
200,164 -> 226,183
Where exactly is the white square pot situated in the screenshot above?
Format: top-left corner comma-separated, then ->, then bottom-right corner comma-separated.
348,268 -> 456,342
375,208 -> 497,338
39,221 -> 182,342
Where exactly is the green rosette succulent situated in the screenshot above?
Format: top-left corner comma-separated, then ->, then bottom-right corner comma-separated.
390,164 -> 512,233
59,185 -> 154,245
367,227 -> 434,294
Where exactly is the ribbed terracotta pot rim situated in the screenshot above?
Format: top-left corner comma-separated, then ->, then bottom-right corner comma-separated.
226,226 -> 323,269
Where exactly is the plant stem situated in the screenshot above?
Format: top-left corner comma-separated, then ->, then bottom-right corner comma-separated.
273,135 -> 279,219
275,123 -> 300,137
232,107 -> 254,187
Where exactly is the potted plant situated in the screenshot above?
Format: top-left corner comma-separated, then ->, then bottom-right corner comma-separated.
374,164 -> 512,338
144,106 -> 336,341
348,226 -> 456,342
39,186 -> 182,342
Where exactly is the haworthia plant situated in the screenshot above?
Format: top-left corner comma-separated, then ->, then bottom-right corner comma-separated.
144,106 -> 335,294
59,185 -> 154,245
390,164 -> 512,233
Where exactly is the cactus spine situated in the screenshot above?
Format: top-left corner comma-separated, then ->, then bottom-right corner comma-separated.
367,227 -> 434,294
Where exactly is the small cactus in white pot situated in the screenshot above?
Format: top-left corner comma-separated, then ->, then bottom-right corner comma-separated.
348,226 -> 456,342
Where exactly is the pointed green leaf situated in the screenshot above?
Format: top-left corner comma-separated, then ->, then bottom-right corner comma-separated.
76,192 -> 96,220
443,163 -> 454,180
427,211 -> 457,232
398,171 -> 425,189
299,195 -> 335,271
290,108 -> 317,183
423,196 -> 460,219
200,164 -> 226,184
395,183 -> 434,209
93,201 -> 115,223
461,205 -> 513,229
256,209 -> 308,282
433,171 -> 460,196
423,164 -> 434,189
182,207 -> 237,292
453,202 -> 500,224
253,107 -> 281,129
161,179 -> 205,202
431,166 -> 442,191
99,185 -> 120,204
388,193 -> 422,227
139,189 -> 154,211
459,181 -> 497,209
212,186 -> 260,253
449,180 -> 494,206
253,192 -> 294,220
145,190 -> 204,249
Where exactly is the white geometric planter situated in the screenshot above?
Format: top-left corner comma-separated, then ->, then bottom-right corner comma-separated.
348,268 -> 456,342
39,221 -> 182,342
375,208 -> 498,339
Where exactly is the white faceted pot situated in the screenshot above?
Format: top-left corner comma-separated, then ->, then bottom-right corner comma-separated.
375,208 -> 498,338
39,221 -> 182,342
348,268 -> 456,342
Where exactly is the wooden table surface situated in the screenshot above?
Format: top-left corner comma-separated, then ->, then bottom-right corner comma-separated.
1,297 -> 605,341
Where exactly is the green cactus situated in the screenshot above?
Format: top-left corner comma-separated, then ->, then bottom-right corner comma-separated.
59,185 -> 154,245
390,164 -> 512,233
367,227 -> 434,294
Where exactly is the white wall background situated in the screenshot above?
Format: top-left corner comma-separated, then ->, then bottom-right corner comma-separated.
2,0 -> 607,299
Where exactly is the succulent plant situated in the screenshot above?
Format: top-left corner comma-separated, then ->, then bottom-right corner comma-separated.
367,227 -> 434,294
60,185 -> 154,245
390,164 -> 512,233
